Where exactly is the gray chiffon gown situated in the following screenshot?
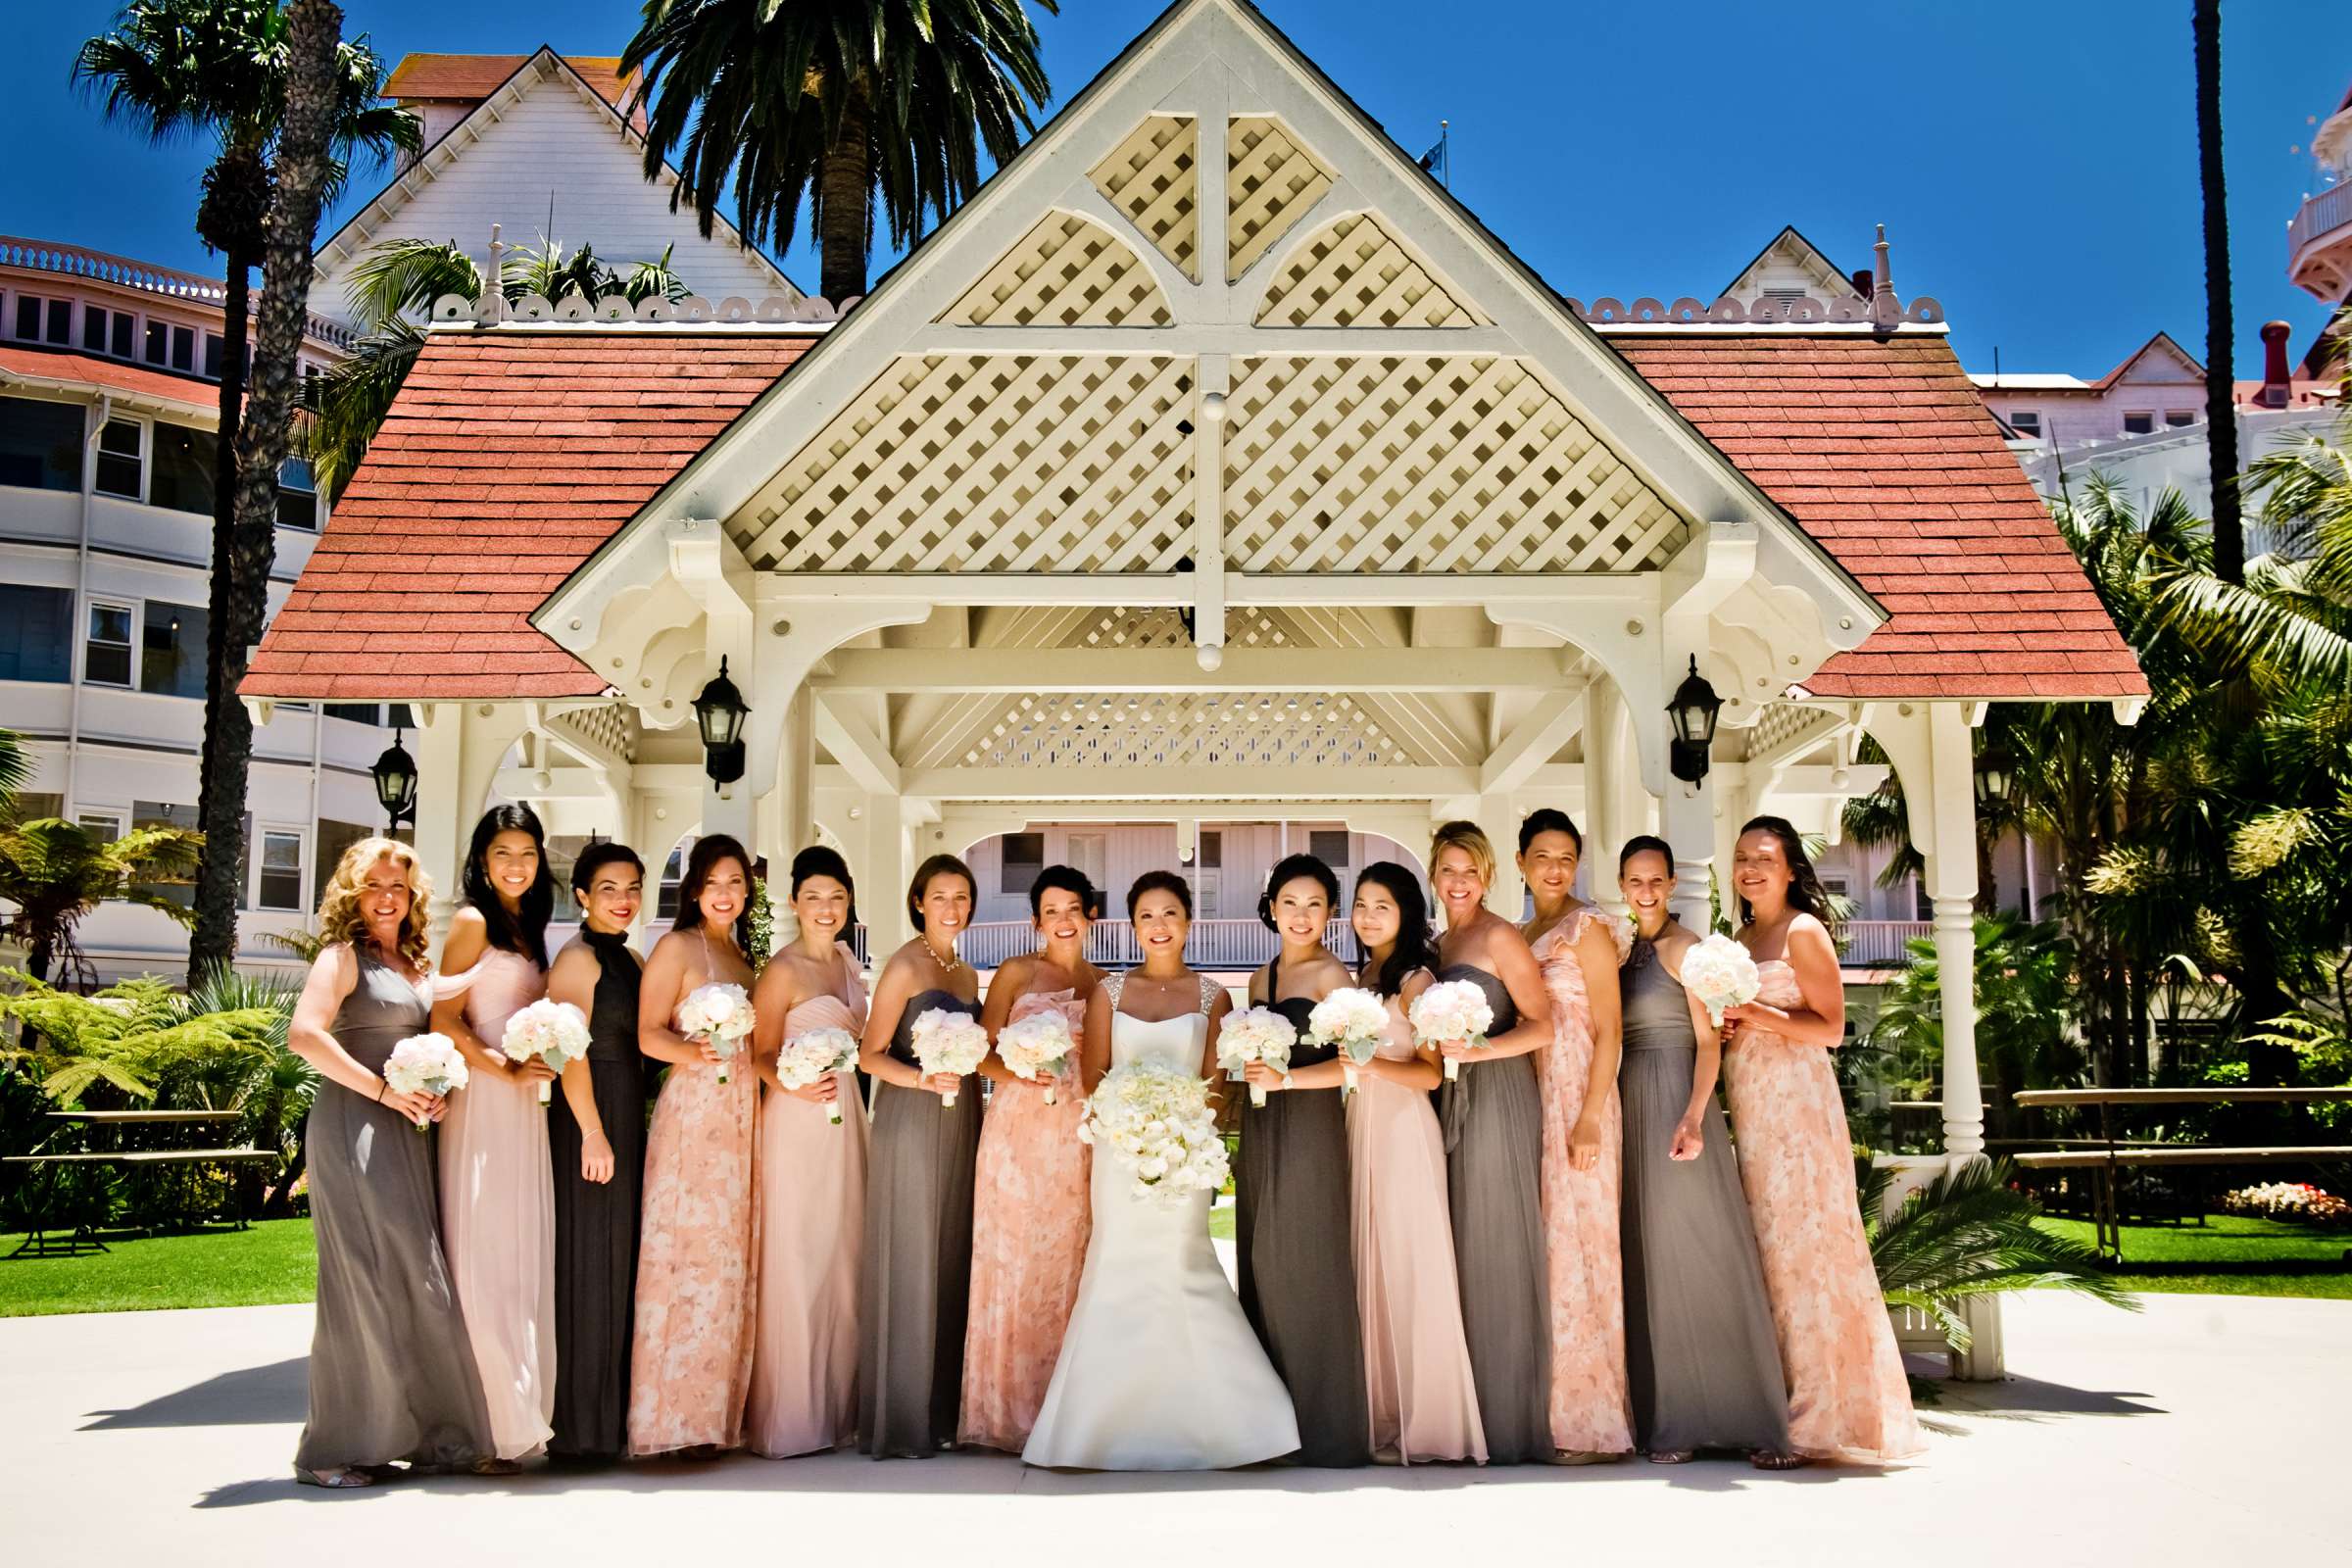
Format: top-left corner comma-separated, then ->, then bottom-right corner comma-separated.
1619,936 -> 1790,1454
1232,971 -> 1371,1467
858,990 -> 984,1457
1436,962 -> 1551,1463
295,949 -> 493,1473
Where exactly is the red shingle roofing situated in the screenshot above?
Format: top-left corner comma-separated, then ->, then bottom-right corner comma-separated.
1615,332 -> 2146,700
242,331 -> 810,700
0,344 -> 220,411
384,53 -> 634,110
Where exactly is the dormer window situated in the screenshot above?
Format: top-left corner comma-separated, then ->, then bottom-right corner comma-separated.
2123,412 -> 2155,435
2008,411 -> 2040,436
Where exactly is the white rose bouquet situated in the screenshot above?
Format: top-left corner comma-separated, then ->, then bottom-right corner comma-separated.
1077,1064 -> 1230,1207
909,1007 -> 991,1108
677,981 -> 757,1083
1216,1005 -> 1298,1107
1308,986 -> 1389,1097
997,1009 -> 1078,1104
382,1032 -> 468,1131
775,1025 -> 861,1125
1410,979 -> 1495,1082
500,998 -> 592,1105
1681,933 -> 1762,1029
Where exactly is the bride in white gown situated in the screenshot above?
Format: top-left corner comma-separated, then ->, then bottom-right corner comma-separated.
1023,873 -> 1300,1471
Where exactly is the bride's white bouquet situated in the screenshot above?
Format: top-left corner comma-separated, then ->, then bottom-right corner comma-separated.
1410,979 -> 1495,1082
909,1007 -> 991,1108
382,1032 -> 467,1131
677,981 -> 756,1083
997,1008 -> 1078,1104
500,998 -> 591,1105
775,1025 -> 861,1125
1307,986 -> 1388,1097
1681,933 -> 1762,1028
1216,1005 -> 1297,1107
1078,1064 -> 1230,1207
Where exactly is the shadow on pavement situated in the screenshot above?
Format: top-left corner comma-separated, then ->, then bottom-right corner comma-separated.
82,1356 -> 307,1431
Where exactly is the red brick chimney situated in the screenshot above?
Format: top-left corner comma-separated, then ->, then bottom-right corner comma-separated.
2261,320 -> 2293,409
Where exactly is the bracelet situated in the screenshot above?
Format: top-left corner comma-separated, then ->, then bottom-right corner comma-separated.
375,1080 -> 388,1103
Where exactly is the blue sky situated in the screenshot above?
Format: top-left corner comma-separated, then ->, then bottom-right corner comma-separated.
6,0 -> 2349,376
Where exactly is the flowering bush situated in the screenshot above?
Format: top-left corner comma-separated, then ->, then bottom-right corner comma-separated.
2221,1181 -> 2352,1228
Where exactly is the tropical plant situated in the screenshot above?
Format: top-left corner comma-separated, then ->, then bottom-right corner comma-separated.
172,968 -> 314,1214
1863,1156 -> 2135,1351
621,0 -> 1058,302
0,727 -> 29,815
0,819 -> 205,986
0,973 -> 280,1102
2190,0 -> 2242,584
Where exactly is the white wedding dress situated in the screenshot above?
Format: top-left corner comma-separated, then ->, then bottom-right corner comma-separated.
1022,977 -> 1300,1470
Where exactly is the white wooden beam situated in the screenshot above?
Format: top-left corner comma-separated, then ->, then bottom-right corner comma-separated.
903,764 -> 1475,803
901,323 -> 1517,357
760,572 -> 1660,609
810,647 -> 1576,694
811,694 -> 901,796
1478,686 -> 1585,796
1193,354 -> 1229,667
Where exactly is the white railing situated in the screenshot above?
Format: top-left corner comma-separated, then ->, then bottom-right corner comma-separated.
2289,185 -> 2352,258
1840,920 -> 1933,967
957,917 -> 1352,972
0,233 -> 359,352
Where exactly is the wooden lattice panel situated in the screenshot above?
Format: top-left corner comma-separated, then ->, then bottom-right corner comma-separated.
549,703 -> 638,765
1089,116 -> 1199,283
1748,702 -> 1840,758
1255,212 -> 1488,327
1223,356 -> 1690,573
732,356 -> 1195,573
940,212 -> 1172,327
1227,116 -> 1335,280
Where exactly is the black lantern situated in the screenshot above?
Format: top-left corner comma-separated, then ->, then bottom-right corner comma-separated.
1666,656 -> 1722,785
693,656 -> 750,796
1974,748 -> 2014,808
371,725 -> 418,833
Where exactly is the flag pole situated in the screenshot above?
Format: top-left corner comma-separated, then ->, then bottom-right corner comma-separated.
1441,120 -> 1450,189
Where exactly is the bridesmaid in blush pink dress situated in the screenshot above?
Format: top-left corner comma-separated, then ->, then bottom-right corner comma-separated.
1516,809 -> 1633,1461
1346,864 -> 1485,1465
959,865 -> 1102,1452
747,847 -> 869,1458
628,834 -> 762,1458
430,805 -> 561,1467
1720,816 -> 1923,1466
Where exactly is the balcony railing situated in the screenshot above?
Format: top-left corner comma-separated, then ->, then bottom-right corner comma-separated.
2289,184 -> 2352,260
0,234 -> 358,352
1840,920 -> 1933,968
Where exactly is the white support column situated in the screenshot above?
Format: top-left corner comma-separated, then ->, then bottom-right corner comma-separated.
1658,761 -> 1715,934
412,702 -> 531,945
1473,793 -> 1525,924
855,792 -> 913,959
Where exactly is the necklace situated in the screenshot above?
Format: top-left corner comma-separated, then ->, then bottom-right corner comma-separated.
922,935 -> 966,976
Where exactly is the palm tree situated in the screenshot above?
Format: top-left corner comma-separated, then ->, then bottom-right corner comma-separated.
74,1 -> 416,983
2191,0 -> 2242,584
0,819 -> 205,987
0,728 -> 30,816
620,0 -> 1056,303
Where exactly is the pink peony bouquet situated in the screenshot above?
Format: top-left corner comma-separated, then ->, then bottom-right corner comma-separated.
1681,934 -> 1762,1029
677,981 -> 756,1083
909,1007 -> 991,1108
501,998 -> 592,1105
382,1032 -> 468,1131
775,1025 -> 861,1125
997,1009 -> 1079,1104
1309,986 -> 1390,1098
1217,1005 -> 1298,1107
1410,979 -> 1494,1082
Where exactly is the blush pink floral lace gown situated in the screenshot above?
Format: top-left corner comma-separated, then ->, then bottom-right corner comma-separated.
748,950 -> 869,1458
959,987 -> 1093,1452
437,946 -> 557,1461
1721,959 -> 1922,1462
1529,906 -> 1633,1456
627,985 -> 761,1456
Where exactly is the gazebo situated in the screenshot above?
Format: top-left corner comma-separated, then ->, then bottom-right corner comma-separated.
245,0 -> 2144,1365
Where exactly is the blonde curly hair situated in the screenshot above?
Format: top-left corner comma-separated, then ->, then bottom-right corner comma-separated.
317,837 -> 435,970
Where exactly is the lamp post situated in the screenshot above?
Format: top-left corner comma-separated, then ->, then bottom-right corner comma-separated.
1665,656 -> 1723,785
371,725 -> 417,836
694,657 -> 751,799
1973,748 -> 2014,809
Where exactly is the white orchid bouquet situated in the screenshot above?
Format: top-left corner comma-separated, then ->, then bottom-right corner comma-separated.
1681,933 -> 1762,1029
1078,1064 -> 1230,1207
909,1007 -> 991,1108
1308,986 -> 1389,1098
776,1025 -> 861,1125
501,999 -> 592,1105
677,981 -> 757,1083
1410,979 -> 1495,1082
1217,1005 -> 1298,1107
997,1009 -> 1078,1104
382,1032 -> 468,1131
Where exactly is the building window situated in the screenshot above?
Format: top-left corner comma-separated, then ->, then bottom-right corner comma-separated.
1912,876 -> 1934,921
256,829 -> 305,911
0,584 -> 74,682
656,839 -> 697,921
144,319 -> 169,367
94,418 -> 142,499
140,601 -> 207,698
2165,410 -> 2197,427
76,810 -> 123,845
85,602 -> 134,686
8,792 -> 65,825
131,801 -> 198,907
314,818 -> 374,907
277,457 -> 318,531
1000,831 -> 1045,895
1199,830 -> 1223,869
149,422 -> 217,515
203,332 -> 225,380
2123,412 -> 2155,436
171,324 -> 195,373
2007,410 -> 2040,436
0,396 -> 86,491
1307,828 -> 1351,867
13,295 -> 71,345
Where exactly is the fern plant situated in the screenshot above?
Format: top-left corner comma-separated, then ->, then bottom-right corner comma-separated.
0,972 -> 279,1102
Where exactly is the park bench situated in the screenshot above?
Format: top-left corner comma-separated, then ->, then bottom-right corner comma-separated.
4,1110 -> 277,1258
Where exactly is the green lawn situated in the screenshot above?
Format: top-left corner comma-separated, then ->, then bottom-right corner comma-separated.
0,1219 -> 317,1317
2036,1213 -> 2352,1299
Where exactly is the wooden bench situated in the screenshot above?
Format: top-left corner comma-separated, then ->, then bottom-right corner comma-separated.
4,1109 -> 277,1258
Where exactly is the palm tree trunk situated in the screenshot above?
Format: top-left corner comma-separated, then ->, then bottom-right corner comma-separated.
2193,0 -> 2243,584
189,246 -> 254,984
190,0 -> 346,984
815,75 -> 875,303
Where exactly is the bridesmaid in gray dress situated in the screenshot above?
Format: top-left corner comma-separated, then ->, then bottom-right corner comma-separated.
858,854 -> 985,1457
286,838 -> 492,1488
1428,821 -> 1556,1464
1616,837 -> 1791,1463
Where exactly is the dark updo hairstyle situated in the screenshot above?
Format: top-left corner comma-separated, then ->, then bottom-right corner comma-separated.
906,852 -> 975,933
569,840 -> 645,901
1126,869 -> 1194,918
1517,807 -> 1584,856
1617,833 -> 1676,874
1737,814 -> 1838,933
1029,864 -> 1099,922
1256,852 -> 1340,933
463,804 -> 557,968
1351,861 -> 1441,1000
671,832 -> 756,952
790,844 -> 858,930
